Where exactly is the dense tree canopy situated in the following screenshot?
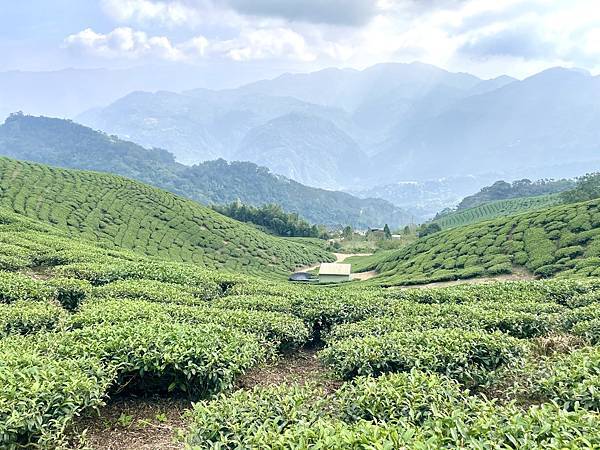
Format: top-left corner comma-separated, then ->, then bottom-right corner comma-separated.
561,173 -> 600,204
213,201 -> 327,238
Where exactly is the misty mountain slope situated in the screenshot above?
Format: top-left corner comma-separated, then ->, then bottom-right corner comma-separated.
75,62 -> 600,191
235,113 -> 367,188
78,89 -> 357,168
377,67 -> 600,181
0,65 -> 248,121
76,62 -> 489,187
466,75 -> 517,96
238,62 -> 481,111
0,114 -> 413,228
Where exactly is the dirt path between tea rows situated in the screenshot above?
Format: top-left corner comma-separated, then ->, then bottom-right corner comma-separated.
75,350 -> 338,450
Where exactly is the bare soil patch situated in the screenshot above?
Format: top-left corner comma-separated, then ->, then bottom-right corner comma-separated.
333,252 -> 372,263
236,349 -> 341,394
71,397 -> 190,450
20,266 -> 54,280
351,270 -> 378,281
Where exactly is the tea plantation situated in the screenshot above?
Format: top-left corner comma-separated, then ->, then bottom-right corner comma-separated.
0,157 -> 333,276
433,194 -> 560,229
2,162 -> 600,448
367,197 -> 600,285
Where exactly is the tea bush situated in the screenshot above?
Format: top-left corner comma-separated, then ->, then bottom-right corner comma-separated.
0,301 -> 67,337
319,328 -> 523,384
72,298 -> 310,351
183,376 -> 600,449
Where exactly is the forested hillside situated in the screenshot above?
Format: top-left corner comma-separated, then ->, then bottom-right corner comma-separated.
365,198 -> 600,285
0,157 -> 333,275
0,114 -> 412,228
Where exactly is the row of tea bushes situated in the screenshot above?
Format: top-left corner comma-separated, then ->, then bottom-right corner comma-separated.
370,198 -> 600,285
184,371 -> 600,449
319,328 -> 522,385
72,298 -> 310,352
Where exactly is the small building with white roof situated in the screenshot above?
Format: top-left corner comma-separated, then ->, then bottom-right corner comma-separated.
319,263 -> 351,283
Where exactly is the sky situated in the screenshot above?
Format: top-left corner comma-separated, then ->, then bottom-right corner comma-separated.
1,0 -> 599,84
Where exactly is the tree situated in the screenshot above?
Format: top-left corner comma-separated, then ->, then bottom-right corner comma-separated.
418,222 -> 442,238
342,225 -> 353,240
383,224 -> 392,240
561,173 -> 600,203
403,225 -> 411,235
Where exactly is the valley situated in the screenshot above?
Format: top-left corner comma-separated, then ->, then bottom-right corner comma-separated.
0,154 -> 599,449
2,4 -> 600,446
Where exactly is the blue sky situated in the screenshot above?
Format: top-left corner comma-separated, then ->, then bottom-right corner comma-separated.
1,0 -> 599,82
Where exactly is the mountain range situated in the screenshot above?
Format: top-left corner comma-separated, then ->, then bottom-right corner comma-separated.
75,62 -> 600,191
0,113 -> 413,229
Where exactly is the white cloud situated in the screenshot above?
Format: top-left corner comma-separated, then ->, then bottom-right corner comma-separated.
215,28 -> 317,62
101,0 -> 201,26
64,27 -> 188,60
65,26 -> 317,62
65,0 -> 600,77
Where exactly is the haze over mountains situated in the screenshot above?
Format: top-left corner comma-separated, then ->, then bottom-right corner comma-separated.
74,62 -> 600,191
0,114 -> 413,228
2,61 -> 599,213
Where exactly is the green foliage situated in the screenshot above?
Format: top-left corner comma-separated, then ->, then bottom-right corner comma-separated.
0,114 -> 411,229
0,270 -> 53,303
184,375 -> 600,449
0,157 -> 333,275
335,371 -> 466,425
0,351 -> 110,449
0,301 -> 67,337
319,328 -> 522,384
457,178 -> 574,211
373,198 -> 600,285
45,277 -> 92,310
72,298 -> 310,352
561,172 -> 600,203
213,201 -> 326,238
2,160 -> 600,448
417,222 -> 441,237
434,194 -> 561,230
532,346 -> 600,411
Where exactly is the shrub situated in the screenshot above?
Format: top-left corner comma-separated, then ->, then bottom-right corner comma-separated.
45,277 -> 92,310
0,301 -> 67,337
533,346 -> 600,411
335,371 -> 466,425
319,328 -> 522,385
0,348 -> 111,449
0,271 -> 53,304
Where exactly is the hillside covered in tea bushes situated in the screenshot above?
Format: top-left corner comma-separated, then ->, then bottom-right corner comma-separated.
367,197 -> 600,285
0,157 -> 333,275
433,194 -> 560,229
3,199 -> 600,448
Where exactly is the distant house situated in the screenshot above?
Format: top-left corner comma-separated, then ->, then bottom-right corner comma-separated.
319,263 -> 351,283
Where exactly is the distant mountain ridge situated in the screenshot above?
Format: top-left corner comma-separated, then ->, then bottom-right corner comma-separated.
77,62 -> 600,190
0,114 -> 413,229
